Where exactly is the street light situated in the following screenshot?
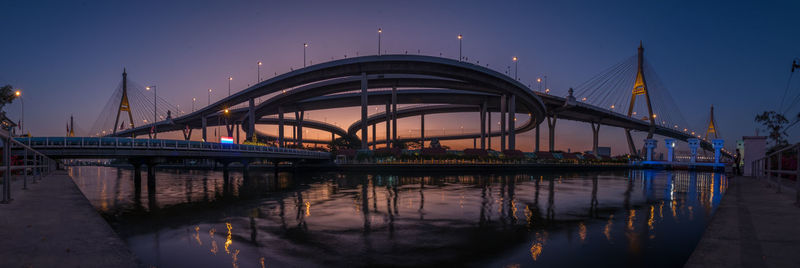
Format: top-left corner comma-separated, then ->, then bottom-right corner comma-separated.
14,90 -> 22,134
208,89 -> 212,106
512,57 -> 518,80
378,28 -> 382,55
303,43 -> 308,67
457,34 -> 463,61
228,76 -> 232,96
192,97 -> 196,112
257,61 -> 262,82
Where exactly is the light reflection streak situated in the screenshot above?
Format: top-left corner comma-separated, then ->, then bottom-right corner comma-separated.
225,222 -> 233,254
604,215 -> 614,242
194,226 -> 202,245
578,222 -> 587,242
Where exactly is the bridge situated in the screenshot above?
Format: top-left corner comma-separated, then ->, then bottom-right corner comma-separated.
92,42 -> 729,160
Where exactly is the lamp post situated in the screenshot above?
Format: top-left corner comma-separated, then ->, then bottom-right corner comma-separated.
192,97 -> 196,112
457,34 -> 463,61
228,76 -> 232,96
257,61 -> 262,82
378,28 -> 382,55
512,57 -> 518,80
208,89 -> 212,106
14,90 -> 22,134
145,85 -> 157,123
303,43 -> 308,67
536,77 -> 542,91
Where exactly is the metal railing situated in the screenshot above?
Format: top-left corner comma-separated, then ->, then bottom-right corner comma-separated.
751,143 -> 800,205
15,137 -> 330,158
1,131 -> 58,204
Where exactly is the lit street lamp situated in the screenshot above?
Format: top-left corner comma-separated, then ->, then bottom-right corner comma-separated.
303,43 -> 308,67
378,28 -> 382,55
14,90 -> 22,134
146,85 -> 157,138
457,34 -> 463,61
228,76 -> 232,96
208,89 -> 212,106
192,97 -> 196,112
257,61 -> 262,82
512,57 -> 518,80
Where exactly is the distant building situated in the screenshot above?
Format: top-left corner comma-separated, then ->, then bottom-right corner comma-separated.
597,147 -> 611,157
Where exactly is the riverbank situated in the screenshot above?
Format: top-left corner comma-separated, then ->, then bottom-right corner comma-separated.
0,171 -> 139,268
685,176 -> 800,267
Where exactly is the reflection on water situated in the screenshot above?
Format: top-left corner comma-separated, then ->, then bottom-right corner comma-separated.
69,167 -> 726,267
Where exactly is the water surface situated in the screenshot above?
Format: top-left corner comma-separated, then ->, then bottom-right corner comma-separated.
69,167 -> 726,267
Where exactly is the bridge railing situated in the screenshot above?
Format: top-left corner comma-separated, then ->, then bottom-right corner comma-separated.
751,143 -> 800,206
1,131 -> 58,204
16,137 -> 330,158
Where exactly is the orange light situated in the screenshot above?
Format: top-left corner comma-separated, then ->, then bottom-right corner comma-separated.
610,105 -> 615,109
513,57 -> 518,61
458,34 -> 462,40
14,91 -> 20,97
145,86 -> 150,91
258,61 -> 262,65
224,109 -> 229,114
537,78 -> 542,83
228,76 -> 233,81
304,43 -> 308,48
378,28 -> 382,33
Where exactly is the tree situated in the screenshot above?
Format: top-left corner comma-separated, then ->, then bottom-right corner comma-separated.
0,85 -> 17,110
755,111 -> 789,150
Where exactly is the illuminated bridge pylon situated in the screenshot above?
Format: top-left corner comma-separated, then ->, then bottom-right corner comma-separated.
705,105 -> 718,140
112,69 -> 135,136
625,41 -> 657,156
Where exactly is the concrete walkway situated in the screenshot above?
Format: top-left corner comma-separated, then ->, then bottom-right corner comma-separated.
0,171 -> 139,268
685,176 -> 800,267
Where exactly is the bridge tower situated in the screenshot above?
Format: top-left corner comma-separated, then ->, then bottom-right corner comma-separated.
112,69 -> 135,135
625,42 -> 656,156
705,105 -> 718,140
68,115 -> 75,137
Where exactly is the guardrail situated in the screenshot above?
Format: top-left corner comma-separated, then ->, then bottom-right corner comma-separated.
14,137 -> 330,158
1,132 -> 58,204
751,143 -> 800,205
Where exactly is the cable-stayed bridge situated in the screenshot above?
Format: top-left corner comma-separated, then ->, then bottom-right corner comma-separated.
92,43 -> 730,160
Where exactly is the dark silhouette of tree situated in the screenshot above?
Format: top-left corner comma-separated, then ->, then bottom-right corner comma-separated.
0,85 -> 17,110
755,111 -> 789,150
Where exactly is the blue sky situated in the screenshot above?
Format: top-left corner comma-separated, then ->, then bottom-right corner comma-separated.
1,0 -> 798,153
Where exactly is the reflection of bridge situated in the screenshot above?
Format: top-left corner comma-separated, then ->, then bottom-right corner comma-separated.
93,43 -> 728,158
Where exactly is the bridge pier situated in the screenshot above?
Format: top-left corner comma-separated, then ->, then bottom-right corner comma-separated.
420,113 -> 425,148
547,114 -> 558,152
278,106 -> 285,147
625,130 -> 636,157
665,139 -> 676,162
248,98 -> 256,142
688,138 -> 700,163
385,101 -> 391,148
146,164 -> 156,196
360,72 -> 368,149
535,124 -> 540,152
480,100 -> 486,150
713,139 -> 724,163
508,94 -> 516,151
500,94 -> 507,151
372,122 -> 376,150
487,110 -> 492,150
391,86 -> 397,148
295,110 -> 304,148
591,122 -> 600,155
644,139 -> 657,161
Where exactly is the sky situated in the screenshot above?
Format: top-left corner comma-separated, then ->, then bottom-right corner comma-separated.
2,0 -> 799,154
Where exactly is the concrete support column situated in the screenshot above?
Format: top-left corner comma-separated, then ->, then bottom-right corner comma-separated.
360,72 -> 368,149
480,100 -> 487,150
535,125 -> 540,152
508,95 -> 516,150
385,102 -> 391,148
201,116 -> 207,142
236,124 -> 240,144
391,86 -> 397,147
487,110 -> 492,150
146,164 -> 156,195
644,139 -> 657,161
665,139 -> 676,162
248,98 -> 255,142
295,110 -> 304,148
547,114 -> 558,152
420,114 -> 425,149
372,123 -> 376,150
278,106 -> 284,147
591,122 -> 600,155
713,139 -> 724,164
688,138 -> 700,163
500,95 -> 507,151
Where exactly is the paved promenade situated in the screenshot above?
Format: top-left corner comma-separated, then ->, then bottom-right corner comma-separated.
685,176 -> 800,267
0,171 -> 139,268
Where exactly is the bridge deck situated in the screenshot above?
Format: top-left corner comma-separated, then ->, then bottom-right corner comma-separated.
0,171 -> 138,267
685,176 -> 800,267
